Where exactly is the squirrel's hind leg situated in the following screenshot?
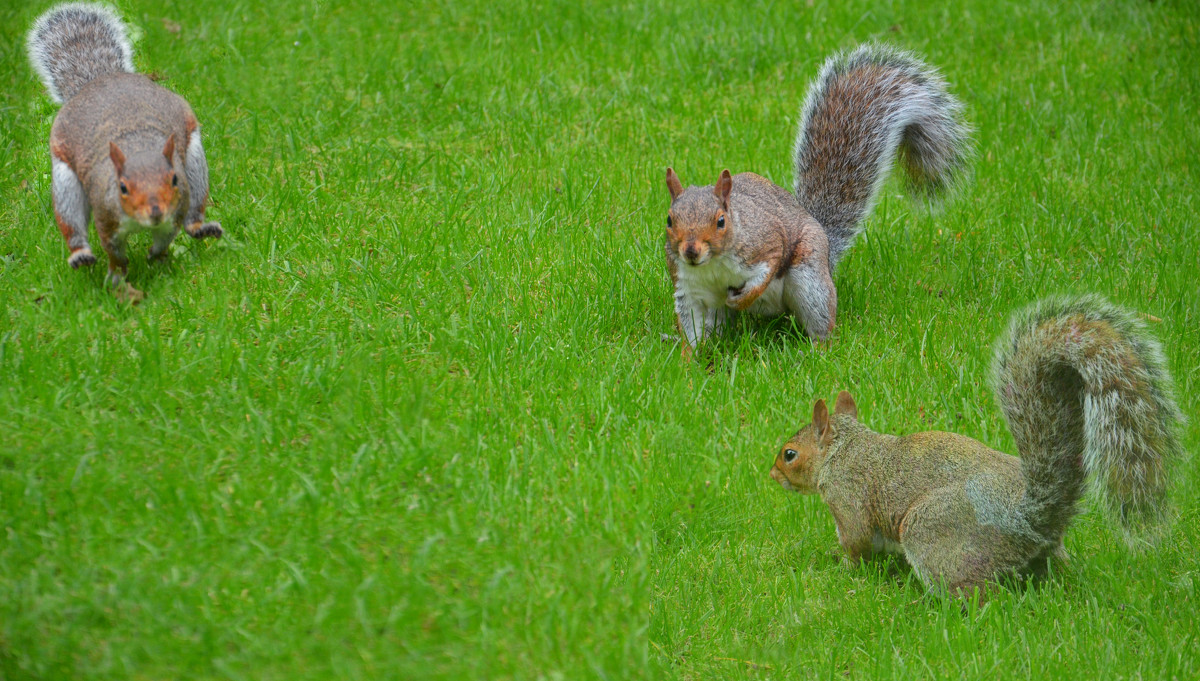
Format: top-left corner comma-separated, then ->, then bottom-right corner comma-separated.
51,157 -> 95,269
899,494 -> 1016,600
782,257 -> 836,340
182,127 -> 223,240
901,531 -> 993,600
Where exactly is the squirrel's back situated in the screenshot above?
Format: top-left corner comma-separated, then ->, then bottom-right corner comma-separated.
28,3 -> 134,104
52,73 -> 193,195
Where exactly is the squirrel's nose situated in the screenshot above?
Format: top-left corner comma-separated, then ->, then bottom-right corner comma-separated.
683,244 -> 700,263
149,204 -> 163,221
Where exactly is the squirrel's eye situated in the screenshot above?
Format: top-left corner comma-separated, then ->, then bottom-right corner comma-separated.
666,215 -> 672,228
119,182 -> 128,195
171,174 -> 178,187
717,215 -> 726,229
784,449 -> 798,463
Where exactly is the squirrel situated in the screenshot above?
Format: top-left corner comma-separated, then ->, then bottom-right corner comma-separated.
664,43 -> 970,354
27,3 -> 223,303
769,295 -> 1185,599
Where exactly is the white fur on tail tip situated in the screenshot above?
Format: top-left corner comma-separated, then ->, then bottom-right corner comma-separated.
27,3 -> 134,103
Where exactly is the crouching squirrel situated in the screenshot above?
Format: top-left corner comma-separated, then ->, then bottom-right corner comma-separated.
28,3 -> 223,303
770,296 -> 1184,599
664,44 -> 971,354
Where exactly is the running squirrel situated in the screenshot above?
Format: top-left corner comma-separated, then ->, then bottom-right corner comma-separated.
770,295 -> 1185,599
28,3 -> 223,303
664,44 -> 970,353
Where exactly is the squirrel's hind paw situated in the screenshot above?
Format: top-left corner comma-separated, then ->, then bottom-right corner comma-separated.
68,249 -> 97,269
186,221 -> 223,239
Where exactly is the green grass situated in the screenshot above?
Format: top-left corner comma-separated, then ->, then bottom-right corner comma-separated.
1,0 -> 1198,678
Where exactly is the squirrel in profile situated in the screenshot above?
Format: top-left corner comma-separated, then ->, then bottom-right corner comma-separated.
664,44 -> 970,354
27,3 -> 223,303
770,295 -> 1185,599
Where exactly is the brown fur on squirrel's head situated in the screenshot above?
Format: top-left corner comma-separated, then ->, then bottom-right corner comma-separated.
771,391 -> 858,493
664,167 -> 733,267
110,135 -> 181,226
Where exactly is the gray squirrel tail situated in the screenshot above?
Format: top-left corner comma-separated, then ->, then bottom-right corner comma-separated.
792,43 -> 971,269
27,3 -> 134,104
992,295 -> 1185,548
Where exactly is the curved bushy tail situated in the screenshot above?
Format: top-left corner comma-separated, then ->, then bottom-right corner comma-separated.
992,295 -> 1184,547
27,3 -> 134,104
793,43 -> 971,269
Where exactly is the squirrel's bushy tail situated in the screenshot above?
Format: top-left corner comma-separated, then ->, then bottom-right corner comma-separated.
27,3 -> 134,104
992,295 -> 1184,547
793,43 -> 971,269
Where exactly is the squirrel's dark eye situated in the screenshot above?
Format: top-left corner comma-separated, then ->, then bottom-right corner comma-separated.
784,449 -> 798,463
171,174 -> 178,187
119,182 -> 128,195
717,215 -> 726,229
667,215 -> 673,228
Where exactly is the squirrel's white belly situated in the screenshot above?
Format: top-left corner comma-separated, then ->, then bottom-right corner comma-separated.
675,255 -> 786,315
676,255 -> 755,309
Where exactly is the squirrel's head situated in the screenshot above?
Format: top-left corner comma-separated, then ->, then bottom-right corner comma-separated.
110,136 -> 182,227
664,167 -> 733,267
771,391 -> 858,494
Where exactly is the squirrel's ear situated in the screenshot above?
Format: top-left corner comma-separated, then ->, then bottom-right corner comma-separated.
812,398 -> 830,439
714,169 -> 732,207
666,167 -> 683,200
109,142 -> 126,175
162,133 -> 176,165
834,391 -> 858,420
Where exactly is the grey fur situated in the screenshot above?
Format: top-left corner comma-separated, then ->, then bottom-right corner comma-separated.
27,3 -> 134,104
784,255 -> 835,338
184,128 -> 210,226
674,291 -> 730,348
992,294 -> 1185,545
965,472 -> 1041,542
674,295 -> 702,348
793,43 -> 972,269
51,158 -> 91,253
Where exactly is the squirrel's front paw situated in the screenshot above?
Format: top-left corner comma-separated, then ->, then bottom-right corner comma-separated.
68,249 -> 96,269
726,286 -> 751,310
186,221 -> 223,239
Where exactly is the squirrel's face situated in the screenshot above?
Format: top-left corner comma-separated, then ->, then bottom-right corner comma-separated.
770,392 -> 859,494
110,137 -> 182,226
664,167 -> 734,267
771,427 -> 822,494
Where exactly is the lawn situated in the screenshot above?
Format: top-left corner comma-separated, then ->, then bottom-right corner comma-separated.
1,0 -> 1197,679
